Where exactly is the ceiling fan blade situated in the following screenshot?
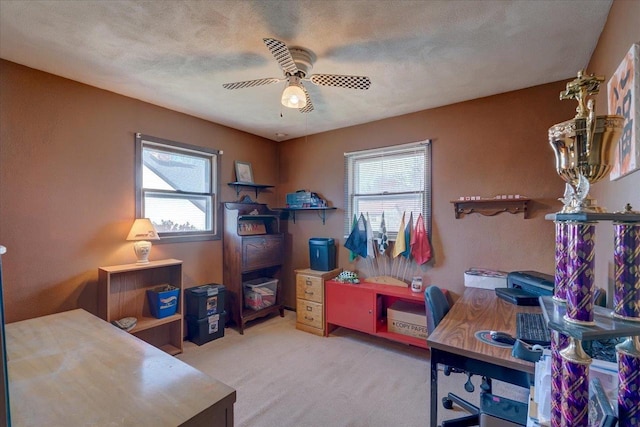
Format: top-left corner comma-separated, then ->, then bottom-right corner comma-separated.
299,84 -> 314,113
222,78 -> 281,90
263,38 -> 299,75
309,74 -> 371,90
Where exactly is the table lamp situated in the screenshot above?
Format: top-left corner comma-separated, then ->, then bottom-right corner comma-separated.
126,218 -> 160,264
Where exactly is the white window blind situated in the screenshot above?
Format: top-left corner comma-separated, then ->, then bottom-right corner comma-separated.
344,140 -> 431,239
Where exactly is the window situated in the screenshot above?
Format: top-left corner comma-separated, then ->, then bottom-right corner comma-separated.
344,140 -> 431,239
135,134 -> 221,242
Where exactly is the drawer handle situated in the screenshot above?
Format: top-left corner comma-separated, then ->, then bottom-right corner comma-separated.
304,290 -> 314,296
304,315 -> 314,321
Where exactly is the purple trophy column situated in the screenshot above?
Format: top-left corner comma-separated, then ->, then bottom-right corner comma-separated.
565,222 -> 596,325
616,336 -> 640,427
554,221 -> 569,302
551,330 -> 569,427
613,222 -> 640,321
560,337 -> 591,427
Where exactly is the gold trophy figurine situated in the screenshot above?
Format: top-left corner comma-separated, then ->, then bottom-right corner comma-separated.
548,70 -> 624,213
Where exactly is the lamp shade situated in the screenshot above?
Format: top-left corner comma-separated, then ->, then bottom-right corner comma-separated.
126,218 -> 160,241
281,76 -> 307,109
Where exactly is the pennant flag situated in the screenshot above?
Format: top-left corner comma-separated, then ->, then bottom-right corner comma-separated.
411,213 -> 432,265
402,212 -> 413,259
377,212 -> 389,255
366,213 -> 376,258
348,214 -> 358,261
344,213 -> 368,259
392,212 -> 406,257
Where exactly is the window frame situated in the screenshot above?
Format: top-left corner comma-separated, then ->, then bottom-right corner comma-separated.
135,133 -> 222,243
344,140 -> 432,240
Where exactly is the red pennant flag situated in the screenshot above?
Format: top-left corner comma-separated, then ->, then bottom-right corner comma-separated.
410,213 -> 432,265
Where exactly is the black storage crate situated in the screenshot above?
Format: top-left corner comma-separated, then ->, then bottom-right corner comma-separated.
185,284 -> 226,318
186,312 -> 226,346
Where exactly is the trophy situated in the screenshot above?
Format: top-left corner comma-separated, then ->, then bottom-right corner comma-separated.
548,70 -> 624,213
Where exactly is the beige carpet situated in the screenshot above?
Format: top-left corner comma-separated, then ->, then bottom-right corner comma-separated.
177,311 -> 527,427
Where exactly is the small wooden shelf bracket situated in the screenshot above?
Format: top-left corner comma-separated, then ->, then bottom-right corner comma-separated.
451,198 -> 530,219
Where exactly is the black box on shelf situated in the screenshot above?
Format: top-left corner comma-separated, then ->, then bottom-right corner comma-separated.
186,312 -> 226,346
185,284 -> 226,319
309,237 -> 336,271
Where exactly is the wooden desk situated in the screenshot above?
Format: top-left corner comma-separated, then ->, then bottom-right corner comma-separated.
427,288 -> 540,427
6,309 -> 235,427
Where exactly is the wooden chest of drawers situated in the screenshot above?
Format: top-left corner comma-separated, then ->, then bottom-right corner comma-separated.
295,268 -> 342,336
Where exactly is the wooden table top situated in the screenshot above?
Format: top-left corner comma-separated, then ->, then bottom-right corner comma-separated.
427,287 -> 540,374
6,309 -> 235,427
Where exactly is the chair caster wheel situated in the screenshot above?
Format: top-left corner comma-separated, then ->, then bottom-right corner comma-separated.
464,376 -> 475,393
442,397 -> 453,410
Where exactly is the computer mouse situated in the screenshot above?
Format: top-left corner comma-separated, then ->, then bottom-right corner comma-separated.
490,331 -> 516,345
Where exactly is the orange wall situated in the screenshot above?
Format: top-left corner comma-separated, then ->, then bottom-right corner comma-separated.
0,60 -> 279,322
587,0 -> 640,295
277,0 -> 639,306
277,82 -> 574,304
1,0 -> 638,320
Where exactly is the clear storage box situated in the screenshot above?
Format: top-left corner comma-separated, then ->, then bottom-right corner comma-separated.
243,278 -> 278,310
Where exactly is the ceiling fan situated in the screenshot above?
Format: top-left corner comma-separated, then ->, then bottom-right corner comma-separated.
222,38 -> 371,113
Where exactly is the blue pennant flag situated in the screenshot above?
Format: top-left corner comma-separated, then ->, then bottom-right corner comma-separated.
344,213 -> 368,259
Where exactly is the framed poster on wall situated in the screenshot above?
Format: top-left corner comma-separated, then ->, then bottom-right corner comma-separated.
608,43 -> 639,180
234,161 -> 254,184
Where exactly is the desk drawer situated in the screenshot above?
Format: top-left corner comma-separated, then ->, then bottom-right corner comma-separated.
242,235 -> 283,271
296,274 -> 323,303
296,299 -> 323,329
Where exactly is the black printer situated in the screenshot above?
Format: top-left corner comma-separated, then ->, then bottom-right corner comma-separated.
495,271 -> 554,305
508,271 -> 554,295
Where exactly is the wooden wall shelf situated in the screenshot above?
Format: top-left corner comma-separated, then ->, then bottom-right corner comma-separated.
277,207 -> 337,224
227,182 -> 274,199
451,198 -> 530,219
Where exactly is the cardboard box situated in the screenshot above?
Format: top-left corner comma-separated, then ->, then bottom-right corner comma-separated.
387,300 -> 427,340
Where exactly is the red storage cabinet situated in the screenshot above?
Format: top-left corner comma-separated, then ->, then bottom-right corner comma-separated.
325,279 -> 435,349
325,281 -> 375,334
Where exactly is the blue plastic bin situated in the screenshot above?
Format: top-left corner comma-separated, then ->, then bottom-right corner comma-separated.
147,285 -> 180,319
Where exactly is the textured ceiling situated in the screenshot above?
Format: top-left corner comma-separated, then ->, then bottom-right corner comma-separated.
0,0 -> 612,141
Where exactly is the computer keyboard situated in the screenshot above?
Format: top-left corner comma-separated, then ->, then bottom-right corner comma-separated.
516,313 -> 551,346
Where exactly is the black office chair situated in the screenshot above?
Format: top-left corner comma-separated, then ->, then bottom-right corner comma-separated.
425,285 -> 490,427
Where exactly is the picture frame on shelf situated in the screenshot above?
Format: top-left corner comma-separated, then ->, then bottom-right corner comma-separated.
608,42 -> 639,180
234,161 -> 254,184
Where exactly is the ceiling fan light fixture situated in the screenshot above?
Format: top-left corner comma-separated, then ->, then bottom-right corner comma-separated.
281,76 -> 306,109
